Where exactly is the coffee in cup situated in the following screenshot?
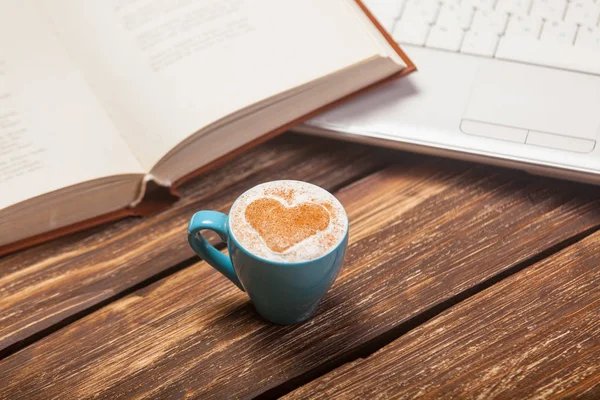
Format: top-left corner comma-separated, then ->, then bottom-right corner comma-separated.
229,180 -> 347,263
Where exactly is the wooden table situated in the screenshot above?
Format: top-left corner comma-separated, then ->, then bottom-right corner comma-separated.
1,134 -> 599,399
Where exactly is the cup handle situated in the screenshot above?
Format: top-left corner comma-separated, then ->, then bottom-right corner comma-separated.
187,210 -> 244,291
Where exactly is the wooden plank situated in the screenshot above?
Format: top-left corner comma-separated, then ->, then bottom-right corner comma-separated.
2,161 -> 600,399
0,134 -> 388,353
284,232 -> 600,400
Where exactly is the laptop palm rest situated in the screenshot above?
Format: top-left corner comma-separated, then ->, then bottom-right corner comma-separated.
461,62 -> 600,153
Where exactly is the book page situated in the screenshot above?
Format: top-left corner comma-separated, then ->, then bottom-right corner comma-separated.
0,1 -> 144,210
37,0 -> 390,171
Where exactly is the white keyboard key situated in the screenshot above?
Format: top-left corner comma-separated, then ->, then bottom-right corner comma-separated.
496,0 -> 532,16
496,35 -> 600,75
437,4 -> 475,29
471,10 -> 509,33
506,15 -> 544,38
392,20 -> 430,45
426,25 -> 465,50
362,0 -> 406,31
530,0 -> 567,22
564,1 -> 600,27
541,20 -> 577,44
461,0 -> 496,11
576,26 -> 600,50
461,30 -> 499,56
402,0 -> 440,24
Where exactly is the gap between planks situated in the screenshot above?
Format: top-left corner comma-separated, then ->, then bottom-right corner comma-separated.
0,253 -> 201,360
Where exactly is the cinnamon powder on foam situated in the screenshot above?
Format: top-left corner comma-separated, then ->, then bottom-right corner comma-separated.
235,187 -> 339,255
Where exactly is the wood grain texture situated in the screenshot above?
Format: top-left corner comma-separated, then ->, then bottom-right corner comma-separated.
284,232 -> 600,400
0,134 -> 388,353
2,160 -> 600,399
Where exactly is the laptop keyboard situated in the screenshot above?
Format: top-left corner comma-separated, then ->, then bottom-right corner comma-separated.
365,0 -> 600,75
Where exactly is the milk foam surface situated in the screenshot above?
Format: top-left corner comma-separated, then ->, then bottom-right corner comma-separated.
229,181 -> 347,263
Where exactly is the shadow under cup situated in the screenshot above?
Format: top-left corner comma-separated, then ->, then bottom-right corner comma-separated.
187,207 -> 348,325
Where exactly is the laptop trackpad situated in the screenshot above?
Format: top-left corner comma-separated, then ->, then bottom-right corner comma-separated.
463,62 -> 600,149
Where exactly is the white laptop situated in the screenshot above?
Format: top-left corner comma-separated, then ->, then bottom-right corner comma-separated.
297,0 -> 600,184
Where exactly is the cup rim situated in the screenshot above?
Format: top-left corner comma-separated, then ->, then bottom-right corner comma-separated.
228,180 -> 349,267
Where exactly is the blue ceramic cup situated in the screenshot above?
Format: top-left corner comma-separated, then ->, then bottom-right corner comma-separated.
187,182 -> 348,324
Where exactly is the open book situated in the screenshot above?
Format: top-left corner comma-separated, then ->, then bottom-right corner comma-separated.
0,0 -> 414,255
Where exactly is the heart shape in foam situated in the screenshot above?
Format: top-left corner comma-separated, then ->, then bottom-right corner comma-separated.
244,198 -> 330,253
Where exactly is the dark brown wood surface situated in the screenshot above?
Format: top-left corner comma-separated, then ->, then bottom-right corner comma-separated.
2,134 -> 600,399
284,231 -> 600,400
